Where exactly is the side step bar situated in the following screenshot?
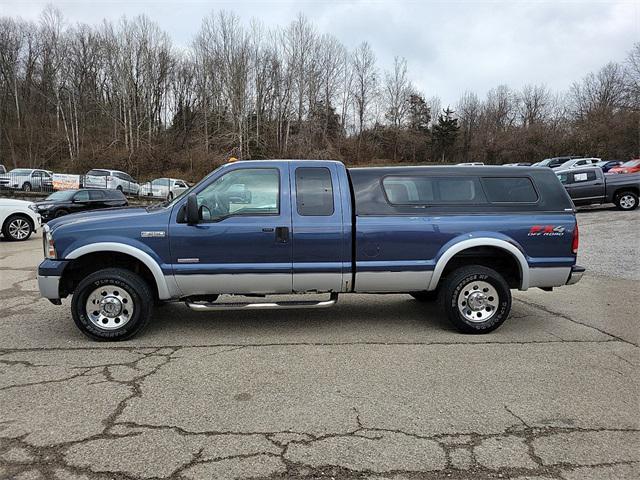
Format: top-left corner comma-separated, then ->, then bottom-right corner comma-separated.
185,292 -> 339,311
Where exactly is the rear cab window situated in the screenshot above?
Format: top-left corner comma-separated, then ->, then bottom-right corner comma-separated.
295,167 -> 334,216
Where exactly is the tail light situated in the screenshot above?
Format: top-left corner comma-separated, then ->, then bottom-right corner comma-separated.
572,222 -> 579,254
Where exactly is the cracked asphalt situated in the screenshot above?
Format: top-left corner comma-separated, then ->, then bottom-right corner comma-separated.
0,207 -> 638,480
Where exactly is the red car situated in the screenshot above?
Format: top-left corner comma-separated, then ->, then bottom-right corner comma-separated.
609,159 -> 640,174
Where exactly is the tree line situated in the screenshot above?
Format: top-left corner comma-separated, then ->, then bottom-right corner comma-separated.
0,7 -> 638,180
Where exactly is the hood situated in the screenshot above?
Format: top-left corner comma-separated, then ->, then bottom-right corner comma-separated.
47,206 -> 160,231
0,198 -> 35,208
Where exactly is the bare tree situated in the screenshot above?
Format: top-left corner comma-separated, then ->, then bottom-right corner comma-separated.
519,84 -> 552,126
351,41 -> 377,160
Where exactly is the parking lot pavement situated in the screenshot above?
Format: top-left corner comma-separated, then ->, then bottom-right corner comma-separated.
0,208 -> 638,479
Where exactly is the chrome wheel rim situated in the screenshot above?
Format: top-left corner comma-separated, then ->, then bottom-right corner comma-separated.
85,285 -> 133,330
457,280 -> 499,323
9,219 -> 30,240
620,195 -> 635,209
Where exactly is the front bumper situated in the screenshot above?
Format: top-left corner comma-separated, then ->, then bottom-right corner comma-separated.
37,259 -> 69,302
566,265 -> 585,285
38,274 -> 61,300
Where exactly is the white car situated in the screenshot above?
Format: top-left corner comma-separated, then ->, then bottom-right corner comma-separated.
84,169 -> 140,195
139,178 -> 189,200
457,162 -> 485,166
552,158 -> 601,170
0,198 -> 41,241
0,168 -> 53,191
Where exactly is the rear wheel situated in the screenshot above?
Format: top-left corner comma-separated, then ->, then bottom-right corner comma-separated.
615,191 -> 638,211
167,192 -> 174,201
2,214 -> 33,241
439,265 -> 511,334
71,268 -> 153,341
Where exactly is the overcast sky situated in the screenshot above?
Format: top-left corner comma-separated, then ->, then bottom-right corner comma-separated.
1,0 -> 638,105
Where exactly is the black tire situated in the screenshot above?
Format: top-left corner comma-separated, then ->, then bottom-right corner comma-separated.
2,214 -> 34,241
54,209 -> 69,218
116,185 -> 123,192
167,192 -> 173,201
410,290 -> 439,302
614,191 -> 638,211
22,182 -> 32,192
439,265 -> 511,334
71,268 -> 153,341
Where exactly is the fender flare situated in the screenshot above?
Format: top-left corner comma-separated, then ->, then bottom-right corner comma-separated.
65,242 -> 171,299
427,238 -> 530,291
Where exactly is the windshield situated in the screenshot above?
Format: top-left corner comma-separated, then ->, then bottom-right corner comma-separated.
156,167 -> 223,209
151,178 -> 170,185
9,169 -> 31,175
45,190 -> 75,201
622,160 -> 640,167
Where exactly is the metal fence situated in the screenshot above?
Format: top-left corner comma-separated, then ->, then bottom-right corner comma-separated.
0,171 -> 175,199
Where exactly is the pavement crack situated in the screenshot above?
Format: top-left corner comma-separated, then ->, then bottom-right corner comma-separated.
514,298 -> 638,347
504,405 -> 530,428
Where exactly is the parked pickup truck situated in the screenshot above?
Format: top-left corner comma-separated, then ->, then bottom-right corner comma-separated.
555,167 -> 639,210
38,160 -> 584,340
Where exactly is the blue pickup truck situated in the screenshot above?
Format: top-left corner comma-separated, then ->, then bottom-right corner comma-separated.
37,160 -> 584,340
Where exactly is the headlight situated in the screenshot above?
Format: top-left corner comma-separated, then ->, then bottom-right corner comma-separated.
38,204 -> 53,210
42,225 -> 56,259
28,204 -> 38,212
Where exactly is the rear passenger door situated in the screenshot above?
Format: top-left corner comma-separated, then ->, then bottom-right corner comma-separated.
290,163 -> 346,293
88,189 -> 108,209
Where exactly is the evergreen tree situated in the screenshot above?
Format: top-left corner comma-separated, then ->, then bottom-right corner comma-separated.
407,94 -> 431,133
432,107 -> 459,162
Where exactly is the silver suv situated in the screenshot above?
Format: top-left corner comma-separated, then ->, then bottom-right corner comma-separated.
84,169 -> 140,195
0,168 -> 53,191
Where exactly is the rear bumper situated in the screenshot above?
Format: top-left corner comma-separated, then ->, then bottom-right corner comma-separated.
566,265 -> 585,285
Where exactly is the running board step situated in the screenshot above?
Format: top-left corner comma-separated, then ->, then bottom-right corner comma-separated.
185,293 -> 338,311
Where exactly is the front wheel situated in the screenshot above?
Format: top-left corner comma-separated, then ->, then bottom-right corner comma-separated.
439,265 -> 511,334
22,182 -> 32,192
2,214 -> 33,241
615,191 -> 638,211
71,268 -> 153,341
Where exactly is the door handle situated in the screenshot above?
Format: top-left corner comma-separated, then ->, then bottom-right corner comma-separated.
275,226 -> 289,243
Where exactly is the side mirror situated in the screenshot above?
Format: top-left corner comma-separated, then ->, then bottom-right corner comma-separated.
186,193 -> 200,225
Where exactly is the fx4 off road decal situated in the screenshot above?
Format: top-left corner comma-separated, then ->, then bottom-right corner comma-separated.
528,225 -> 566,237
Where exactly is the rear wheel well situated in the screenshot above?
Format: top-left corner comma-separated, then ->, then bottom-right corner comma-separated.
613,186 -> 639,198
438,246 -> 522,289
61,251 -> 158,300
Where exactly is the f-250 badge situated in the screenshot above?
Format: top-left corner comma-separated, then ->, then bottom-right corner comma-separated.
528,225 -> 566,236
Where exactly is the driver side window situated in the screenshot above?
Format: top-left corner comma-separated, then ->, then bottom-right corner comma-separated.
74,190 -> 90,202
196,168 -> 280,221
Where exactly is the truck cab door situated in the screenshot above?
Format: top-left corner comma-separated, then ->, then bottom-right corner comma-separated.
567,170 -> 604,204
169,165 -> 293,296
290,163 -> 349,293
